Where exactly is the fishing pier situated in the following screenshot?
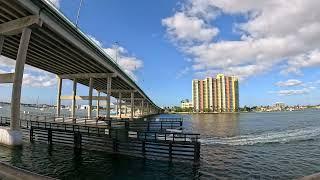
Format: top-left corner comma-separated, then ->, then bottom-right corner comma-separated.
0,115 -> 201,162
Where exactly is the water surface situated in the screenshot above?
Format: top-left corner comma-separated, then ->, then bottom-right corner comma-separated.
1,105 -> 320,179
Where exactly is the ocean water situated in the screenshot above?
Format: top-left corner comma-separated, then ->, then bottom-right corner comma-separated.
0,105 -> 320,179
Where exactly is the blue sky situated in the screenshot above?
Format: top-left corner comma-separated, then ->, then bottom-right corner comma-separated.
1,0 -> 320,107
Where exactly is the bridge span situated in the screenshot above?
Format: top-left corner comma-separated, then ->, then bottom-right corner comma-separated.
0,0 -> 161,146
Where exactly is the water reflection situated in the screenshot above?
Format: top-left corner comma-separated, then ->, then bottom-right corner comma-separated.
187,113 -> 240,137
0,142 -> 201,179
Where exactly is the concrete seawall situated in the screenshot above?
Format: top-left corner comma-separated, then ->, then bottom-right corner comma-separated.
0,161 -> 56,180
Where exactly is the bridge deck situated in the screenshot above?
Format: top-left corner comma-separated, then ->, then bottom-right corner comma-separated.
0,0 -> 156,101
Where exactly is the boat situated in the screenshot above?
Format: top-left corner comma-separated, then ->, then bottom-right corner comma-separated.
0,106 -> 2,109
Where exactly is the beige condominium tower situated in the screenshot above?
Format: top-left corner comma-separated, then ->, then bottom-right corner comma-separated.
192,74 -> 239,112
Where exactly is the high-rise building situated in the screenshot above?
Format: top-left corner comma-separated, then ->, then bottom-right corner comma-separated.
192,74 -> 239,112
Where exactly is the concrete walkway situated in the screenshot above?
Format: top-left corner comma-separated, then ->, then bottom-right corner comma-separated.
0,162 -> 56,180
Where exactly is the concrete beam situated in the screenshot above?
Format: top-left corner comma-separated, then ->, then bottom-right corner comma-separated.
120,98 -> 144,101
0,73 -> 14,84
58,73 -> 115,79
100,89 -> 137,94
0,15 -> 42,36
60,95 -> 109,101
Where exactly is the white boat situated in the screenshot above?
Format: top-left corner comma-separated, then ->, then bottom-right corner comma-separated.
0,106 -> 2,109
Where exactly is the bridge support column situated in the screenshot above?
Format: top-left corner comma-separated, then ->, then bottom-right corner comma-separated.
146,103 -> 149,115
11,28 -> 32,132
125,104 -> 128,117
141,100 -> 144,117
56,77 -> 62,116
106,76 -> 112,119
0,36 -> 4,55
88,78 -> 93,119
71,79 -> 77,119
130,92 -> 134,120
119,92 -> 122,119
96,91 -> 100,117
0,16 -> 42,147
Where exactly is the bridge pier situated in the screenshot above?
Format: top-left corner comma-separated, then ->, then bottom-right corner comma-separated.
56,77 -> 62,116
0,15 -> 42,146
106,76 -> 112,119
141,99 -> 144,117
88,78 -> 94,118
0,29 -> 28,146
71,79 -> 77,120
119,92 -> 122,118
130,92 -> 134,120
97,91 -> 100,117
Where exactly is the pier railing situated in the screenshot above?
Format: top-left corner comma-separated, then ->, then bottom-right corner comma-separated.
19,113 -> 184,131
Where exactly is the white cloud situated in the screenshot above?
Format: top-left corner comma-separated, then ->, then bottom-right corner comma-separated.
104,47 -> 143,80
162,12 -> 219,43
274,88 -> 310,96
275,79 -> 303,87
23,73 -> 56,88
88,35 -> 143,81
162,0 -> 320,79
282,50 -> 320,75
0,56 -> 56,88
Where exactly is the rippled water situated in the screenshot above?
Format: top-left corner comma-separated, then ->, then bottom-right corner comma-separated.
1,105 -> 320,179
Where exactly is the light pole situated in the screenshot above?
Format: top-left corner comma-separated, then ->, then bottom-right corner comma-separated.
114,41 -> 119,64
76,0 -> 84,27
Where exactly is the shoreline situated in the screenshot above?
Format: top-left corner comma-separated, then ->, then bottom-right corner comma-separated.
0,161 -> 55,180
167,112 -> 240,114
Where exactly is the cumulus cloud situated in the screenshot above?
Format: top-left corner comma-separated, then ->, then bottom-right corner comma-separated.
0,56 -> 56,88
162,12 -> 219,43
275,79 -> 303,87
282,50 -> 320,75
88,35 -> 143,81
162,0 -> 320,79
273,88 -> 310,96
104,47 -> 143,80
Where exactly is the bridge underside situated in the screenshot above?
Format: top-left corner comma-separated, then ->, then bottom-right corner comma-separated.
0,0 -> 161,145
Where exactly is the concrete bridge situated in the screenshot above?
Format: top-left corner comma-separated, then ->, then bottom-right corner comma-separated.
0,0 -> 161,146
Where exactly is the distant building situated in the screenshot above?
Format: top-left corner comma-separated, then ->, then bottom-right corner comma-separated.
274,102 -> 286,111
181,100 -> 193,109
192,74 -> 239,112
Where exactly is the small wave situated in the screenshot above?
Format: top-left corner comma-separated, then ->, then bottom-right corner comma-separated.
199,127 -> 320,146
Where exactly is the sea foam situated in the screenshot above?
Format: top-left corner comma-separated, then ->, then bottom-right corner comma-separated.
199,126 -> 320,146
